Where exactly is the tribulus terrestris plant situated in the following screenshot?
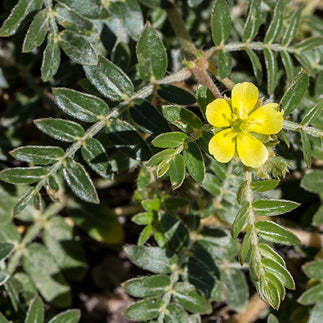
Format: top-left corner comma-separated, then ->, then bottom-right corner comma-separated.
0,0 -> 322,322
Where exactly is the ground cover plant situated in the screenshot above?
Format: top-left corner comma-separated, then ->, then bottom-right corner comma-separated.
0,0 -> 322,322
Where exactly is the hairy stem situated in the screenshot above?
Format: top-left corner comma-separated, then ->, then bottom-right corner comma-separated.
206,41 -> 303,57
166,3 -> 197,60
283,120 -> 323,138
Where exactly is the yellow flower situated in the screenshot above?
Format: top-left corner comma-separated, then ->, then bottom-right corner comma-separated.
206,82 -> 284,168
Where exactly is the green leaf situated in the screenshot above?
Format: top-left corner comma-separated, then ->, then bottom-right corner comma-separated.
25,296 -> 44,323
222,268 -> 249,311
22,9 -> 49,52
169,154 -> 185,190
160,213 -> 189,252
124,298 -> 162,321
84,56 -> 134,101
14,188 -> 35,215
123,275 -> 170,298
41,33 -> 61,82
295,36 -> 323,52
253,199 -> 299,216
152,132 -> 187,148
158,85 -> 196,106
313,205 -> 323,226
263,48 -> 277,96
45,175 -> 60,202
303,260 -> 323,280
218,49 -> 232,79
258,243 -> 285,267
239,227 -> 251,265
202,173 -> 221,196
301,170 -> 323,194
265,272 -> 285,301
57,0 -> 105,19
48,310 -> 80,323
294,53 -> 315,76
81,138 -> 112,179
105,117 -> 151,161
197,227 -> 240,258
34,118 -> 84,142
0,0 -> 43,37
281,8 -> 301,46
301,100 -> 323,125
10,146 -> 64,165
63,157 -> 99,204
268,314 -> 279,323
251,179 -> 279,192
136,22 -> 167,81
138,225 -> 152,245
298,283 -> 323,305
309,302 -> 323,323
256,221 -> 300,245
142,199 -> 161,212
281,70 -> 309,116
59,30 -> 98,65
245,47 -> 263,84
146,149 -> 175,166
300,128 -> 312,166
124,246 -> 178,274
260,275 -> 280,310
43,217 -> 87,281
231,202 -> 248,239
0,167 -> 48,184
173,282 -> 212,314
0,313 -> 10,323
211,0 -> 231,45
164,197 -> 188,211
112,42 -> 131,70
280,50 -> 295,84
22,243 -> 71,307
54,3 -> 94,34
242,0 -> 261,42
129,99 -> 171,135
165,304 -> 190,323
162,105 -> 201,133
0,242 -> 14,261
264,0 -> 284,44
183,142 -> 205,184
67,203 -> 124,244
53,88 -> 109,122
119,0 -> 144,41
262,258 -> 295,290
132,212 -> 153,225
196,85 -> 215,119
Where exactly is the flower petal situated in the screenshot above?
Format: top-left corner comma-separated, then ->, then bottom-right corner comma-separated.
208,129 -> 236,163
248,103 -> 284,135
237,133 -> 268,168
231,82 -> 259,118
206,99 -> 233,127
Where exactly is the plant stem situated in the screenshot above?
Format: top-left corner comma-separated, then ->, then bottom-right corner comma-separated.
206,41 -> 302,57
166,4 -> 197,60
283,120 -> 323,138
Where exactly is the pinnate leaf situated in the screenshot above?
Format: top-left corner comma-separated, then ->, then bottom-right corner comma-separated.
136,22 -> 167,81
211,0 -> 231,45
255,221 -> 300,245
63,157 -> 99,204
53,88 -> 109,122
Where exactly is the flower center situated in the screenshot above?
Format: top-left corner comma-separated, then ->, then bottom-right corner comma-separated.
231,117 -> 249,133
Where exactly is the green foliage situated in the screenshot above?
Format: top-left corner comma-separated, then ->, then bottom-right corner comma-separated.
0,0 -> 322,321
